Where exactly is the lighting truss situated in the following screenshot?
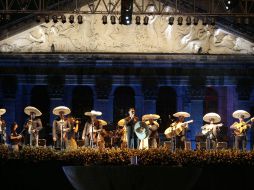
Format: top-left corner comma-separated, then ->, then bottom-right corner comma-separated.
0,0 -> 253,17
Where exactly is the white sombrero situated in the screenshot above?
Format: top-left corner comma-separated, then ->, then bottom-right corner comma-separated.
98,119 -> 107,126
53,106 -> 71,116
117,118 -> 125,127
173,111 -> 190,118
232,110 -> 250,119
0,108 -> 6,116
203,112 -> 221,123
142,114 -> 160,121
84,110 -> 102,117
24,106 -> 42,117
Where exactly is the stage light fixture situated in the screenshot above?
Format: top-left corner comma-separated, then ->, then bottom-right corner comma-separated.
168,17 -> 174,25
52,15 -> 58,23
144,16 -> 149,25
193,17 -> 199,25
110,16 -> 116,24
224,0 -> 238,11
186,16 -> 191,25
135,16 -> 141,25
202,17 -> 207,25
61,15 -> 66,23
177,17 -> 183,25
211,17 -> 215,25
45,15 -> 49,23
69,15 -> 74,24
102,15 -> 107,24
5,14 -> 10,21
77,15 -> 83,24
244,17 -> 249,25
36,15 -> 41,22
121,0 -> 133,25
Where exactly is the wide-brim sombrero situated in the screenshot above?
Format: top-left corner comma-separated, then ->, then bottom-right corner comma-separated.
24,106 -> 42,117
0,108 -> 6,116
203,112 -> 221,123
232,110 -> 250,119
84,110 -> 102,117
142,114 -> 160,121
173,111 -> 190,118
53,106 -> 71,116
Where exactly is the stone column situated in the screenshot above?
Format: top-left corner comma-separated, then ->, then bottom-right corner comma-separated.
94,77 -> 112,123
188,87 -> 205,149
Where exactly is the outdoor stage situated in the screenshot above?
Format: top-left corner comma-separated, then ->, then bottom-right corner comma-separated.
1,145 -> 254,190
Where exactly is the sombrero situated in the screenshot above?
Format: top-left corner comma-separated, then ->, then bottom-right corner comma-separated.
203,112 -> 221,123
24,106 -> 42,116
173,111 -> 190,118
98,119 -> 107,126
117,118 -> 125,127
0,108 -> 6,116
142,114 -> 160,121
53,106 -> 71,116
84,110 -> 102,117
232,110 -> 250,119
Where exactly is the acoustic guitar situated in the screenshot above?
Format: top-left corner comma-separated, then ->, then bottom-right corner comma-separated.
233,117 -> 254,136
201,123 -> 223,135
164,120 -> 193,138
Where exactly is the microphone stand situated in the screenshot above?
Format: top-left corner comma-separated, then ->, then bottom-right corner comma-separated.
60,119 -> 64,151
90,120 -> 94,148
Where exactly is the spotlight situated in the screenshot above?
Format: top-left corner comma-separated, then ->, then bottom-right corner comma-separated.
77,15 -> 83,24
61,15 -> 66,23
211,17 -> 215,25
110,16 -> 116,24
102,15 -> 107,24
135,16 -> 141,25
45,15 -> 49,23
202,17 -> 207,25
224,0 -> 238,11
69,15 -> 74,24
186,16 -> 191,25
177,17 -> 183,25
168,17 -> 174,25
36,15 -> 41,22
193,17 -> 199,25
235,17 -> 241,25
144,16 -> 149,25
121,0 -> 133,25
244,17 -> 249,25
52,15 -> 58,23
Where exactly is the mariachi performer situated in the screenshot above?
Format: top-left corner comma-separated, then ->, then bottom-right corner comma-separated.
201,112 -> 223,150
82,110 -> 106,148
124,108 -> 139,149
24,106 -> 43,147
165,111 -> 193,150
0,108 -> 7,144
230,110 -> 254,151
142,114 -> 160,148
52,106 -> 71,150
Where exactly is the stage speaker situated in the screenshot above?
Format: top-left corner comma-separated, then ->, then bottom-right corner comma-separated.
77,140 -> 85,147
185,141 -> 192,150
216,142 -> 227,150
38,139 -> 46,147
196,142 -> 206,150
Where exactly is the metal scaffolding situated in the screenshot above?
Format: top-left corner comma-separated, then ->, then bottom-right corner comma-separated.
0,0 -> 253,17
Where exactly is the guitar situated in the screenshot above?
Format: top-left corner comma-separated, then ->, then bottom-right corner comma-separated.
233,117 -> 254,136
164,120 -> 193,138
175,120 -> 194,136
201,123 -> 223,135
